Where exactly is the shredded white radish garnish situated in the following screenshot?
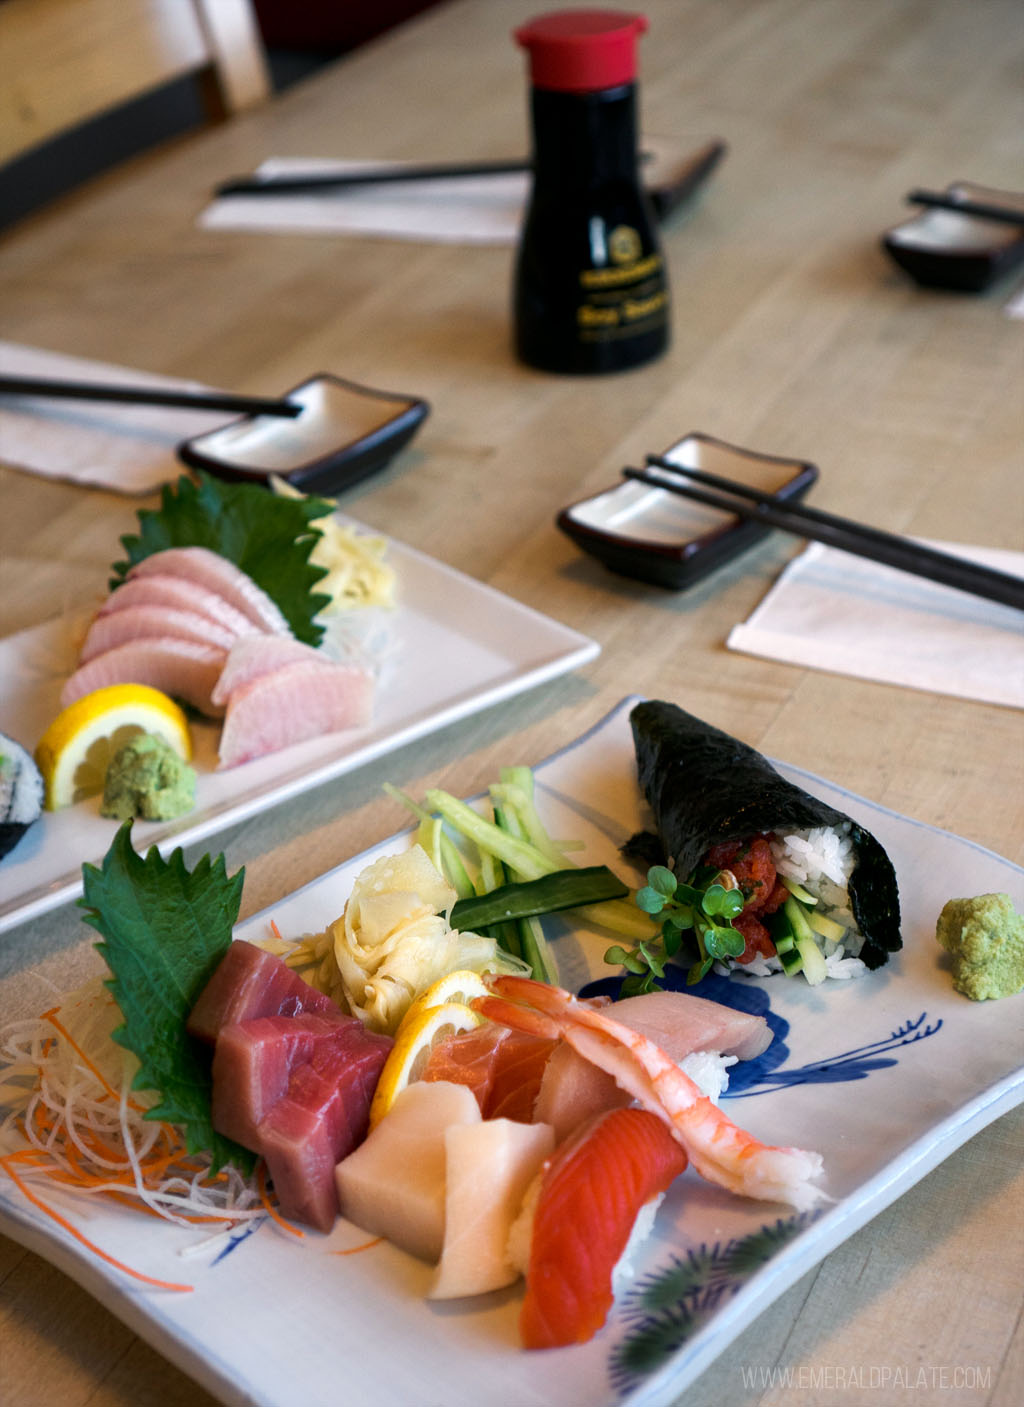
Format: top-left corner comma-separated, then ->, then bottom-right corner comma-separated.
0,977 -> 264,1227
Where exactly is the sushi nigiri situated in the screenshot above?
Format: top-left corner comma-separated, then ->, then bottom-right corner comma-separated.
508,1106 -> 688,1349
0,731 -> 44,861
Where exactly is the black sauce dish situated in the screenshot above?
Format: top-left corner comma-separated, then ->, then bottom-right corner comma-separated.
179,373 -> 430,494
556,433 -> 818,591
882,181 -> 1024,293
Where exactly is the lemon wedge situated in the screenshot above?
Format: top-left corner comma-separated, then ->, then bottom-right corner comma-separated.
35,684 -> 193,810
369,999 -> 483,1129
401,968 -> 491,1025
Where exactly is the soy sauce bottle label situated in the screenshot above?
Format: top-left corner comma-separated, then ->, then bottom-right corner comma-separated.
514,9 -> 670,375
578,228 -> 668,341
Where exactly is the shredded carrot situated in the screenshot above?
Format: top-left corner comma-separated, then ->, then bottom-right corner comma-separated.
0,1153 -> 193,1291
269,918 -> 285,942
258,1161 -> 304,1238
333,1237 -> 384,1256
42,1007 -> 143,1111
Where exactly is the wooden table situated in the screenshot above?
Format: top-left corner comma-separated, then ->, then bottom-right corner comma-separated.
1,1 -> 1021,1403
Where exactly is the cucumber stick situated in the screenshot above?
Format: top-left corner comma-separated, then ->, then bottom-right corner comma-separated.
783,895 -> 828,985
451,866 -> 627,931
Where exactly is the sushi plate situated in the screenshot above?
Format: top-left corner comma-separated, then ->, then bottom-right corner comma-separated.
0,524 -> 598,936
1,697 -> 1022,1407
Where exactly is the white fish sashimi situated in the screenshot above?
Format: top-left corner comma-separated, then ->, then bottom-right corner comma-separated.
335,1081 -> 480,1263
211,634 -> 340,709
80,604 -> 242,662
428,1119 -> 554,1300
59,639 -> 227,717
217,659 -> 374,768
126,547 -> 292,636
99,574 -> 264,640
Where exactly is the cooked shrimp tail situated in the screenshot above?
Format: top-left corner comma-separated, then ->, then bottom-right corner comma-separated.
479,975 -> 826,1211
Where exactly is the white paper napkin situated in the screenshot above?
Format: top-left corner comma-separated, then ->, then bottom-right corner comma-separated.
198,158 -> 529,245
727,540 -> 1024,709
0,342 -> 230,495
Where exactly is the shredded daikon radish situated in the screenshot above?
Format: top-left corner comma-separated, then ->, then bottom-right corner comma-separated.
0,977 -> 264,1228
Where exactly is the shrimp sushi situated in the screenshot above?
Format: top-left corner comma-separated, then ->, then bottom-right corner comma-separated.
508,1106 -> 688,1349
0,731 -> 43,861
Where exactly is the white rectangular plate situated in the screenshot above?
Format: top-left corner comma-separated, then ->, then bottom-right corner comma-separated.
0,528 -> 598,934
1,697 -> 1022,1405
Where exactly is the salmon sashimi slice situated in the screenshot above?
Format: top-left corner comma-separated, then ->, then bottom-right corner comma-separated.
422,1024 -> 557,1122
126,547 -> 292,636
99,574 -> 264,640
512,1107 -> 688,1349
59,637 -> 227,716
211,634 -> 347,709
217,658 -> 374,768
79,603 -> 242,661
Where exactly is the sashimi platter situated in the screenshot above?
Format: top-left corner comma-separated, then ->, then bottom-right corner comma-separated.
0,472 -> 598,933
1,692 -> 1021,1407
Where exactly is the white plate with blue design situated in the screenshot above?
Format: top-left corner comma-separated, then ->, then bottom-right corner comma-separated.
0,696 -> 1021,1406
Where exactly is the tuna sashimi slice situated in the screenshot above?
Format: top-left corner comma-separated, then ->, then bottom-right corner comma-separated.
210,1011 -> 352,1150
99,574 -> 264,640
211,634 -> 341,708
512,1108 -> 689,1349
127,547 -> 291,636
257,1023 -> 393,1232
188,940 -> 339,1046
80,604 -> 242,662
59,638 -> 227,716
217,659 -> 374,768
335,1080 -> 481,1263
423,1025 -> 557,1123
428,1119 -> 555,1300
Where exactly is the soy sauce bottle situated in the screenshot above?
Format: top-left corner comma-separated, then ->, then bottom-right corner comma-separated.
513,9 -> 669,374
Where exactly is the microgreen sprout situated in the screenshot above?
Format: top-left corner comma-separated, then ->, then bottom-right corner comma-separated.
605,864 -> 746,993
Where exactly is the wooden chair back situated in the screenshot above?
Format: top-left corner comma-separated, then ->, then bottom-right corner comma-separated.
0,0 -> 270,165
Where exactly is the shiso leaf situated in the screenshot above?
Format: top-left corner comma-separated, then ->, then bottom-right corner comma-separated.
79,822 -> 251,1170
111,471 -> 332,645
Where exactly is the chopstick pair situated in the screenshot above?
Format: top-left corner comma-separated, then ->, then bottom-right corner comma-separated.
906,189 -> 1024,227
0,374 -> 302,419
214,150 -> 659,198
625,457 -> 1024,612
215,159 -> 532,198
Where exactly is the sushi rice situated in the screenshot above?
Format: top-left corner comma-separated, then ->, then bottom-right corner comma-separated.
0,732 -> 44,862
717,824 -> 868,982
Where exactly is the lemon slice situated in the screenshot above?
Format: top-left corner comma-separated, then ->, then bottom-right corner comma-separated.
35,684 -> 192,810
369,999 -> 483,1129
402,968 -> 491,1025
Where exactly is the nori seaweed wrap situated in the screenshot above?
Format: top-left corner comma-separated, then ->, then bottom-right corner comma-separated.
628,700 -> 902,970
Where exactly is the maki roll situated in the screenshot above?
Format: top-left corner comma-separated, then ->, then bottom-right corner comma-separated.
0,731 -> 44,861
627,700 -> 901,984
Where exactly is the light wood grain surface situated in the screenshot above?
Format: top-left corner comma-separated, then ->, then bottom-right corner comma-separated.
0,0 -> 269,165
0,1 -> 1022,1404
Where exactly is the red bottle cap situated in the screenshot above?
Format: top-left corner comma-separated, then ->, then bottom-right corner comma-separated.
514,9 -> 648,93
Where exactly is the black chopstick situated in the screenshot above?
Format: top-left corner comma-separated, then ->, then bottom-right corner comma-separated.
905,189 -> 1024,228
215,159 -> 532,198
0,375 -> 302,419
627,457 -> 1024,612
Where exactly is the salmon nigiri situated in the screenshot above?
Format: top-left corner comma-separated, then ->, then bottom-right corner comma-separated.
509,1106 -> 688,1349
